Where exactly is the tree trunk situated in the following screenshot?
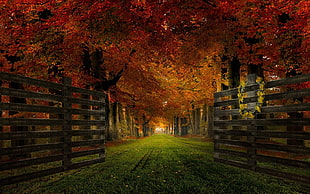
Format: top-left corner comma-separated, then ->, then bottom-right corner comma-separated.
174,116 -> 179,135
181,117 -> 188,136
194,108 -> 201,135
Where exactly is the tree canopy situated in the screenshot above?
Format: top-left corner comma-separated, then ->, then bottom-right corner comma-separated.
1,0 -> 309,125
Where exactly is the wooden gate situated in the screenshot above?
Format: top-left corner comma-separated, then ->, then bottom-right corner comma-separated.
213,73 -> 310,185
0,72 -> 106,185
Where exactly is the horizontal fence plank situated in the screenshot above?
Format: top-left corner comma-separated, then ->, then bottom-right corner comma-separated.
0,103 -> 104,115
214,139 -> 250,147
265,74 -> 310,89
214,148 -> 248,158
0,143 -> 64,156
0,131 -> 65,140
214,88 -> 238,98
261,103 -> 310,113
254,118 -> 310,126
0,71 -> 63,91
256,154 -> 310,169
0,166 -> 64,186
214,118 -> 310,126
214,84 -> 259,98
256,166 -> 310,185
71,108 -> 103,116
214,119 -> 254,126
256,143 -> 310,155
71,139 -> 104,147
256,131 -> 310,140
0,130 -> 104,140
70,148 -> 104,158
71,129 -> 104,136
70,86 -> 105,97
0,118 -> 64,126
69,97 -> 104,107
214,96 -> 257,108
215,88 -> 310,108
214,109 -> 240,117
0,87 -> 63,102
215,103 -> 310,117
71,120 -> 105,126
214,74 -> 310,99
0,102 -> 64,114
214,130 -> 310,140
214,129 -> 250,136
265,88 -> 310,101
0,154 -> 63,171
0,118 -> 104,126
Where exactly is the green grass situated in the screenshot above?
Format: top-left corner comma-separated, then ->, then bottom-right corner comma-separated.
1,134 -> 308,194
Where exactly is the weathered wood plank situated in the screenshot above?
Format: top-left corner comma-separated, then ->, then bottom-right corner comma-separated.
214,96 -> 258,107
214,148 -> 248,158
0,143 -> 64,156
0,131 -> 65,140
0,154 -> 63,171
71,108 -> 103,116
0,118 -> 104,126
256,154 -> 310,169
214,74 -> 310,99
261,103 -> 310,113
214,119 -> 254,126
0,118 -> 64,126
265,74 -> 310,89
70,86 -> 105,97
214,118 -> 310,126
265,88 -> 310,101
0,166 -> 64,186
0,130 -> 104,140
69,97 -> 104,106
213,129 -> 250,136
256,131 -> 310,140
0,102 -> 64,114
214,84 -> 259,98
71,129 -> 104,136
256,143 -> 310,155
256,166 -> 310,185
215,103 -> 310,116
71,120 -> 105,126
71,139 -> 104,147
0,87 -> 63,102
0,71 -> 63,90
70,148 -> 104,158
214,139 -> 250,147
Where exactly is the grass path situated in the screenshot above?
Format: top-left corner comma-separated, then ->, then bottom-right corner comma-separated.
1,134 -> 308,194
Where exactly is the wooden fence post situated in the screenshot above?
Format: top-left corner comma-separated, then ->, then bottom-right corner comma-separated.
213,95 -> 220,160
62,77 -> 72,170
246,74 -> 257,171
99,94 -> 106,160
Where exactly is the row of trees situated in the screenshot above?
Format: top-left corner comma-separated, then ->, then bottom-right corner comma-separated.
1,0 -> 309,139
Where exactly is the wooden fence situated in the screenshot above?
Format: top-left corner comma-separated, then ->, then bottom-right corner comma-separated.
0,72 -> 106,186
213,73 -> 310,185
